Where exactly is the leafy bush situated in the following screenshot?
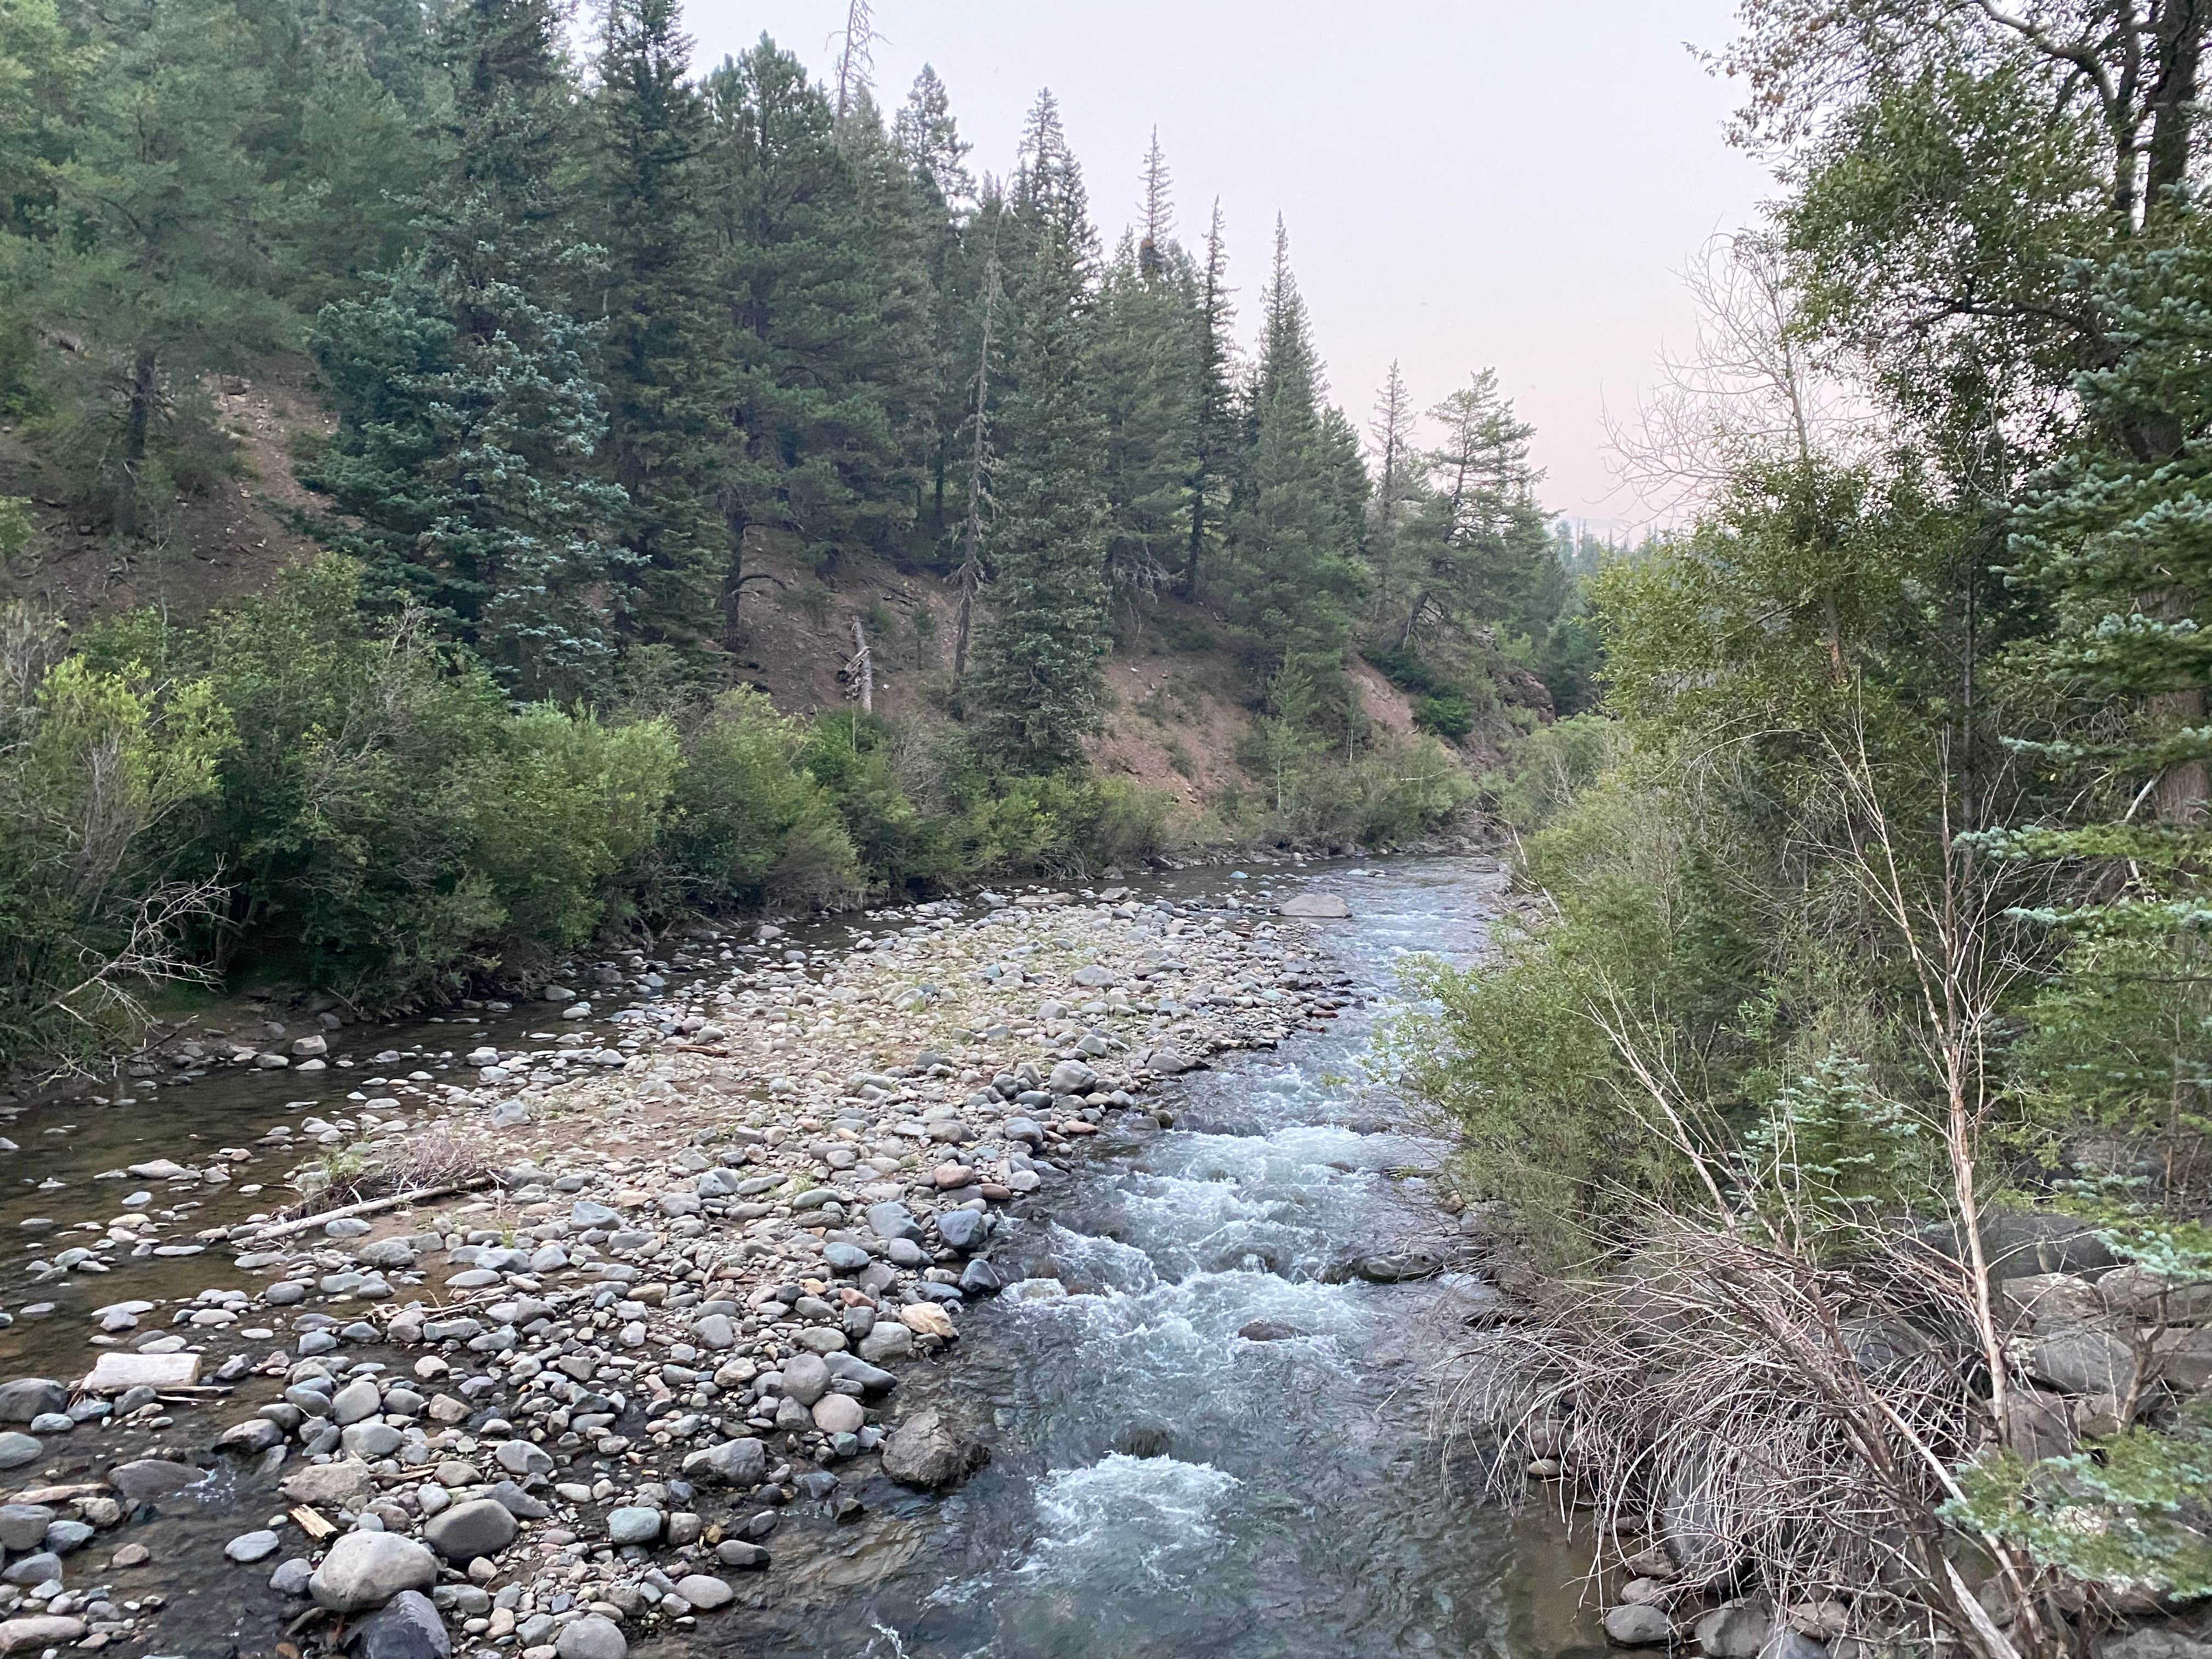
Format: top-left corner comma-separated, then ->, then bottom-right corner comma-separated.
664,689 -> 860,910
1412,691 -> 1474,741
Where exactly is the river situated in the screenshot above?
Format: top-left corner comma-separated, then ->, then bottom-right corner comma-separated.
0,854 -> 1602,1659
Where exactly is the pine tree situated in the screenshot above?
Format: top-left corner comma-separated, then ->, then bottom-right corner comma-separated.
35,0 -> 292,535
585,0 -> 726,641
951,236 -> 1002,680
705,39 -> 923,644
306,0 -> 624,696
894,64 -> 974,544
1223,217 -> 1364,676
1094,135 -> 1197,612
1367,360 -> 1424,630
1183,200 -> 1236,599
967,212 -> 1110,771
1398,368 -> 1542,646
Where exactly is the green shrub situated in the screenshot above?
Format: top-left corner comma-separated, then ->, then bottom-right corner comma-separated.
1413,691 -> 1474,741
665,689 -> 860,910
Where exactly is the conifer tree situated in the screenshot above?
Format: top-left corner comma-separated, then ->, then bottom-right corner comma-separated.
1367,360 -> 1425,630
705,39 -> 922,644
1183,200 -> 1236,599
895,65 -> 975,542
1397,368 -> 1541,646
35,0 -> 291,534
1223,218 -> 1363,675
951,236 -> 1002,680
307,0 -> 624,696
1094,136 -> 1197,612
967,212 -> 1110,771
585,0 -> 726,639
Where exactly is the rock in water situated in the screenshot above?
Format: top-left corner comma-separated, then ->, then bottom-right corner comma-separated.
106,1459 -> 200,1500
1604,1605 -> 1673,1646
309,1532 -> 437,1612
880,1408 -> 990,1491
0,1381 -> 64,1424
1277,891 -> 1351,918
350,1589 -> 450,1659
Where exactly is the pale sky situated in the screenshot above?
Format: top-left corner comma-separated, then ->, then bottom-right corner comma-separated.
684,0 -> 1775,537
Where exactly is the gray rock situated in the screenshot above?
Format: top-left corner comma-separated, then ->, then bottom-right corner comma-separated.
1696,1601 -> 1774,1659
866,1202 -> 923,1244
780,1353 -> 831,1408
0,1436 -> 38,1472
486,1481 -> 549,1520
1604,1604 -> 1672,1646
0,1507 -> 52,1553
859,1322 -> 915,1364
270,1557 -> 314,1596
225,1530 -> 281,1564
493,1440 -> 552,1476
341,1421 -> 404,1459
311,1532 -> 438,1612
879,1408 -> 989,1491
2094,1631 -> 2212,1659
555,1613 -> 627,1659
330,1378 -> 382,1424
2029,1324 -> 2140,1398
606,1506 -> 661,1546
1,1553 -> 58,1587
39,1521 -> 89,1557
1277,891 -> 1350,918
822,1243 -> 871,1273
812,1393 -> 865,1435
936,1209 -> 985,1251
351,1589 -> 450,1659
1760,1632 -> 1830,1659
674,1574 -> 733,1611
1045,1060 -> 1097,1094
423,1498 -> 516,1563
107,1459 -> 200,1500
0,1381 -> 63,1424
714,1541 -> 770,1569
682,1436 -> 768,1488
691,1314 -> 735,1351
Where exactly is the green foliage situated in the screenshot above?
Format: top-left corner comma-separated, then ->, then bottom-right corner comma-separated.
664,689 -> 859,909
1945,1415 -> 2212,1600
0,603 -> 232,1061
1739,1049 -> 1933,1237
1412,691 -> 1473,741
1481,712 -> 1619,833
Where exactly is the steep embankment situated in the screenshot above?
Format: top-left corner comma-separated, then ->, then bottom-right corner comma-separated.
1,365 -> 1497,826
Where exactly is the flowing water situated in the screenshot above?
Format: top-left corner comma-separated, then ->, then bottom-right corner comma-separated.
0,854 -> 1602,1658
676,856 -> 1603,1659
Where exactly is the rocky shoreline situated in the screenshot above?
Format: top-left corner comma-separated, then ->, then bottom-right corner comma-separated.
0,877 -> 1368,1659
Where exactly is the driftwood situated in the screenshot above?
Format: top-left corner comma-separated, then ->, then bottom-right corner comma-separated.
241,1175 -> 498,1243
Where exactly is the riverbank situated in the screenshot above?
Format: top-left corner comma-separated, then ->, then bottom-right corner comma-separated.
0,872 -> 1392,1658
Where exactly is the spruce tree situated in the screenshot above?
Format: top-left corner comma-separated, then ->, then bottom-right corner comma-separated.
1094,136 -> 1198,612
1366,360 -> 1424,631
704,39 -> 920,644
36,0 -> 291,535
306,0 -> 624,696
584,0 -> 726,644
966,212 -> 1109,771
1223,218 -> 1364,676
1397,369 -> 1541,646
1183,200 -> 1236,599
894,65 -> 975,545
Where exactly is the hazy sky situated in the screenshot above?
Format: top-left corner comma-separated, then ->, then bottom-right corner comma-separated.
685,1 -> 1775,535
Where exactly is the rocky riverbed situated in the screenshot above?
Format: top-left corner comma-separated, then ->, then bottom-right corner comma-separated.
0,873 -> 1394,1659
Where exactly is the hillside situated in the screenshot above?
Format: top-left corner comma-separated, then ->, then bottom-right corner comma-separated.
3,363 -> 1527,849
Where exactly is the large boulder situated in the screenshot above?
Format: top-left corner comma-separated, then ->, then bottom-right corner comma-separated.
0,1617 -> 84,1654
2028,1324 -> 2140,1398
310,1532 -> 437,1613
879,1408 -> 989,1491
1696,1600 -> 1775,1659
